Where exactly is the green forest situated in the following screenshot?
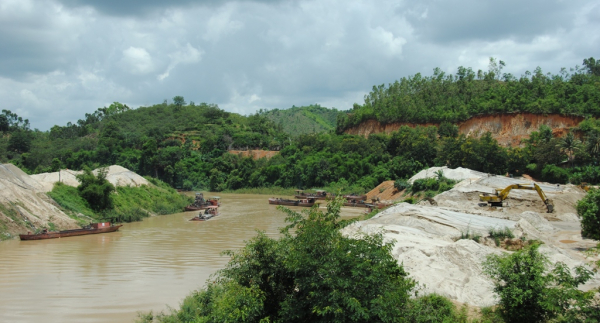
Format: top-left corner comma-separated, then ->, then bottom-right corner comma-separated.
337,57 -> 600,132
1,58 -> 600,196
258,104 -> 340,136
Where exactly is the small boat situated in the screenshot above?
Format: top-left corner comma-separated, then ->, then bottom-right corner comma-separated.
294,190 -> 330,200
190,206 -> 219,221
185,193 -> 220,211
268,198 -> 299,206
19,222 -> 122,241
268,198 -> 317,207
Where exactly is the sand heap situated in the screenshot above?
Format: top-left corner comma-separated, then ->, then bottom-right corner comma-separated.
31,165 -> 150,193
0,164 -> 79,238
344,168 -> 599,307
1,164 -> 151,239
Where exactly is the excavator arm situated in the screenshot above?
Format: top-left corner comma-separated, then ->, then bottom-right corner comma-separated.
479,183 -> 554,213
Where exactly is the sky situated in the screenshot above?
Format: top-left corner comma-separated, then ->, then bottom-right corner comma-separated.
1,0 -> 599,130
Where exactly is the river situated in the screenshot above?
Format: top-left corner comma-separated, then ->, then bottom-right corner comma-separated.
0,193 -> 365,323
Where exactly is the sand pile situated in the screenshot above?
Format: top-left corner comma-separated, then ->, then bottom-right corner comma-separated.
346,167 -> 599,306
0,164 -> 79,238
31,165 -> 150,193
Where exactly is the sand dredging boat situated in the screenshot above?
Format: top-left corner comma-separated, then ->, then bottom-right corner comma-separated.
19,222 -> 123,241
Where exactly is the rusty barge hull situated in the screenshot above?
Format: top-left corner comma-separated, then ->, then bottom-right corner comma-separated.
19,225 -> 123,241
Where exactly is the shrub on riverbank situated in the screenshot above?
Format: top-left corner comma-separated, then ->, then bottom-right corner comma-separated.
49,178 -> 191,223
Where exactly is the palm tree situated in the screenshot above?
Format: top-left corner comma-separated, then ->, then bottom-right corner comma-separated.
586,132 -> 600,163
558,132 -> 581,168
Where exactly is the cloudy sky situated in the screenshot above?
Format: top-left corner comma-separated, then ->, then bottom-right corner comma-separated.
1,0 -> 599,130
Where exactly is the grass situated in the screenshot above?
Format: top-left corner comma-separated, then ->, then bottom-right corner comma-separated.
488,227 -> 515,246
48,179 -> 192,223
459,227 -> 482,243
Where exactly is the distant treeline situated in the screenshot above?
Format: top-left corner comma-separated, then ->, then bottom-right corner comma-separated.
337,57 -> 600,132
1,59 -> 600,193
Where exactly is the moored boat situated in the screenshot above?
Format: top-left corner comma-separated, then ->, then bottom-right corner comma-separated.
185,193 -> 220,211
268,198 -> 318,207
19,222 -> 122,241
190,205 -> 219,221
294,190 -> 330,200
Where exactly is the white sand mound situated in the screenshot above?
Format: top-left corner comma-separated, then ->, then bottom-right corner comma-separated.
409,166 -> 486,183
0,164 -> 78,235
31,165 -> 150,192
348,166 -> 600,306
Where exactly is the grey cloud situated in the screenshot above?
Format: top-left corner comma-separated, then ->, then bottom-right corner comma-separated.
1,0 -> 599,131
402,0 -> 580,44
57,0 -> 289,16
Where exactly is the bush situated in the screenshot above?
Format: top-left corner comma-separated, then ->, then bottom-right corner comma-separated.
576,188 -> 600,240
541,164 -> 570,184
76,167 -> 115,211
488,227 -> 515,246
142,198 -> 419,322
394,179 -> 412,191
483,244 -> 596,323
406,293 -> 462,322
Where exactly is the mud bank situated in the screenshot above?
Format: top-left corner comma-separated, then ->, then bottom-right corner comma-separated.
344,113 -> 585,146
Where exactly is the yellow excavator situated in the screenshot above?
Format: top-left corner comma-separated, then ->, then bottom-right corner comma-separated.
479,183 -> 554,213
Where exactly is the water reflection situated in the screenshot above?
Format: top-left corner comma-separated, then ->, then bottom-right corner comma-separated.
0,193 -> 363,323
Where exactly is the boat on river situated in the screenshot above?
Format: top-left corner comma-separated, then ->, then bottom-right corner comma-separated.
190,205 -> 219,221
293,190 -> 330,200
343,200 -> 372,208
184,193 -> 220,211
268,198 -> 318,207
19,222 -> 123,241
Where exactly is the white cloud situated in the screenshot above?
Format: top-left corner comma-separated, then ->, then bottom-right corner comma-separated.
121,47 -> 154,74
158,43 -> 202,80
0,0 -> 598,130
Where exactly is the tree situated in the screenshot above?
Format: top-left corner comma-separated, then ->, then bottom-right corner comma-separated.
8,130 -> 33,153
577,188 -> 600,240
76,167 -> 115,211
558,132 -> 581,168
173,96 -> 186,109
149,198 -> 417,322
583,57 -> 600,76
483,244 -> 596,323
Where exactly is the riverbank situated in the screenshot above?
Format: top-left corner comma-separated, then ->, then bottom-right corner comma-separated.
0,164 -> 191,240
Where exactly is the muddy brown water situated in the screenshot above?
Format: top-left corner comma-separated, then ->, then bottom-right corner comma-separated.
0,193 -> 364,323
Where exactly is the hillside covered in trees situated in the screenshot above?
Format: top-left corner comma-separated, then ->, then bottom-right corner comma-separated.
258,104 -> 340,136
1,58 -> 600,193
337,57 -> 600,133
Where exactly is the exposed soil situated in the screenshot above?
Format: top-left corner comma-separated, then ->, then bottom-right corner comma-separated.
344,113 -> 585,147
228,150 -> 279,160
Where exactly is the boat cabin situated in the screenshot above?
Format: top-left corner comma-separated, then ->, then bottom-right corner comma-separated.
91,222 -> 111,229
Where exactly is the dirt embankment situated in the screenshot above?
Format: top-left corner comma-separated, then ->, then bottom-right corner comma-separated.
228,150 -> 279,160
344,113 -> 585,146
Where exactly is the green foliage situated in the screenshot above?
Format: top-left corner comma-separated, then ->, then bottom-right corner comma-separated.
146,198 -> 417,322
410,176 -> 456,195
394,179 -> 411,191
259,104 -> 340,136
460,227 -> 482,243
576,188 -> 600,240
405,294 -> 465,323
47,182 -> 96,217
488,227 -> 515,246
49,177 -> 189,223
76,167 -> 115,211
339,58 -> 600,131
483,244 -> 597,323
